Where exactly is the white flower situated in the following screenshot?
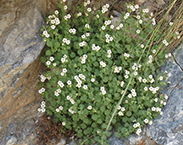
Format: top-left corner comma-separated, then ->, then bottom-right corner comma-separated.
55,91 -> 59,96
57,89 -> 61,93
58,81 -> 64,88
64,5 -> 67,10
136,128 -> 142,135
149,121 -> 153,125
62,122 -> 66,126
124,75 -> 129,79
51,25 -> 56,29
53,63 -> 56,66
67,95 -> 71,100
136,122 -> 140,127
77,12 -> 82,17
136,29 -> 140,34
43,30 -> 48,35
117,105 -> 121,110
62,68 -> 67,73
87,8 -> 92,12
132,92 -> 136,97
51,20 -> 55,26
55,10 -> 59,15
67,80 -> 72,85
162,39 -> 169,46
128,94 -> 132,98
154,98 -> 158,102
144,119 -> 149,123
86,33 -> 90,37
164,95 -> 168,100
107,50 -> 112,54
59,106 -> 63,110
60,72 -> 64,76
121,81 -> 124,87
138,76 -> 142,82
144,87 -> 148,91
110,25 -> 114,29
70,99 -> 75,104
46,61 -> 51,66
121,107 -> 125,112
41,108 -> 46,112
134,71 -> 138,76
152,49 -> 156,53
135,5 -> 139,9
56,108 -> 60,112
83,85 -> 88,90
133,124 -> 137,128
101,26 -> 105,30
91,78 -> 95,82
66,40 -> 70,45
76,83 -> 82,88
81,34 -> 86,39
142,79 -> 147,83
169,22 -> 173,26
96,14 -> 99,18
139,19 -> 142,24
67,14 -> 71,18
87,105 -> 92,110
118,111 -> 124,116
151,107 -> 156,111
85,24 -> 90,28
159,76 -> 163,81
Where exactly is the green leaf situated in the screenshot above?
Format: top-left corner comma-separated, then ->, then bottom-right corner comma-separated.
70,52 -> 76,58
92,114 -> 98,121
115,132 -> 121,138
46,50 -> 51,56
47,40 -> 52,47
100,106 -> 105,112
54,41 -> 60,48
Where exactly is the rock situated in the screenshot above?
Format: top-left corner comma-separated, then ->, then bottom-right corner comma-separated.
146,44 -> 183,145
6,136 -> 17,145
135,0 -> 147,5
0,0 -> 45,102
155,0 -> 165,6
57,138 -> 66,145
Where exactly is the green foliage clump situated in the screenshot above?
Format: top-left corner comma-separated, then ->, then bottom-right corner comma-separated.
38,0 -> 171,144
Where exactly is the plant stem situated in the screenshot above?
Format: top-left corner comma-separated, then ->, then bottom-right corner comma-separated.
105,0 -> 177,134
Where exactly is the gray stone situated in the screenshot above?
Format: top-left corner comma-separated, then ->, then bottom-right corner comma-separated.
108,133 -> 125,145
6,136 -> 17,145
57,138 -> 66,145
146,44 -> 183,145
173,43 -> 183,70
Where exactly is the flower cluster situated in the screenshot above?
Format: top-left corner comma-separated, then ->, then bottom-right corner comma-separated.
107,49 -> 112,58
39,1 -> 172,144
69,28 -> 76,34
100,86 -> 107,95
114,66 -> 122,73
62,38 -> 71,45
101,4 -> 109,13
81,54 -> 88,64
92,44 -> 100,51
100,61 -> 106,68
38,101 -> 46,113
56,106 -> 63,112
105,34 -> 113,43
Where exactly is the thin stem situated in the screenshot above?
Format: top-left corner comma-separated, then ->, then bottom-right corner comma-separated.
105,0 -> 178,134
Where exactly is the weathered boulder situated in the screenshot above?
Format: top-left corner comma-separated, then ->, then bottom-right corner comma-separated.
146,44 -> 183,145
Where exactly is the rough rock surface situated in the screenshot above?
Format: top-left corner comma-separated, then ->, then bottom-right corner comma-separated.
0,0 -> 45,103
146,44 -> 183,145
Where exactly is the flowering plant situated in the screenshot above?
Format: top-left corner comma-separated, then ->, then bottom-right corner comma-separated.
38,0 -> 177,144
